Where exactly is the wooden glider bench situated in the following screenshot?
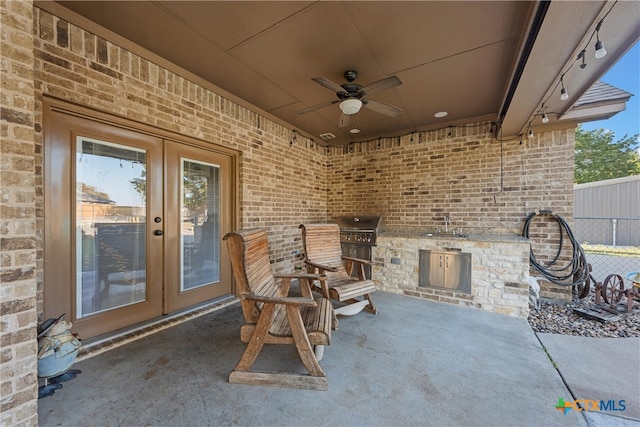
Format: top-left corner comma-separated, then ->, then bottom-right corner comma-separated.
299,223 -> 378,316
223,228 -> 335,390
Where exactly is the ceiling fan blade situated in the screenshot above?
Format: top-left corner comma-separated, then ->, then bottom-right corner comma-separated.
362,99 -> 402,117
298,99 -> 339,114
312,77 -> 347,95
338,113 -> 351,128
359,75 -> 402,96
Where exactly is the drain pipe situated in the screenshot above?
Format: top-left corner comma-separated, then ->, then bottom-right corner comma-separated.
494,1 -> 550,137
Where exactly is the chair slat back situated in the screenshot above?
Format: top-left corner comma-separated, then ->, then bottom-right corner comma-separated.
299,223 -> 349,279
224,228 -> 278,322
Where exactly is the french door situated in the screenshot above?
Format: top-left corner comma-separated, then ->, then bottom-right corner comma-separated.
44,101 -> 235,339
164,141 -> 233,313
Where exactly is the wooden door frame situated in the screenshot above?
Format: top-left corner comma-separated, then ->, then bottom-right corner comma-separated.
43,96 -> 239,338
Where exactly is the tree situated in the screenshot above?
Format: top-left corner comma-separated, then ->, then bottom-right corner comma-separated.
574,126 -> 640,184
129,167 -> 209,212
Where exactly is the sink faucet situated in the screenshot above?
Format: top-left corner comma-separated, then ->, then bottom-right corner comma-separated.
444,216 -> 451,233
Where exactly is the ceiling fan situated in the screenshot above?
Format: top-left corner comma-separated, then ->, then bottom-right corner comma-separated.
298,70 -> 402,128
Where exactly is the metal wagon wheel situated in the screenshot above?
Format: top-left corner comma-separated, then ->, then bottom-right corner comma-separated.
602,274 -> 625,305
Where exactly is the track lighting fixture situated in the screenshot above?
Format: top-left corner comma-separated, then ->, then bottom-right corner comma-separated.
538,104 -> 549,124
560,76 -> 569,101
594,20 -> 607,59
531,2 -> 616,140
578,50 -> 587,69
594,40 -> 606,59
560,87 -> 568,101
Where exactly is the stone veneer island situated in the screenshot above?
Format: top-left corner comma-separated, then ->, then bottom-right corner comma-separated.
372,232 -> 531,317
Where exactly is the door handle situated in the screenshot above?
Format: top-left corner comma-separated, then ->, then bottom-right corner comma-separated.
153,230 -> 163,236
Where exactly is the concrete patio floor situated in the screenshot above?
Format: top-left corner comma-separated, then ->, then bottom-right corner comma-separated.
37,291 -> 639,426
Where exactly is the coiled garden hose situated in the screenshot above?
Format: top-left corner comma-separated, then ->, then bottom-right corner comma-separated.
522,210 -> 589,287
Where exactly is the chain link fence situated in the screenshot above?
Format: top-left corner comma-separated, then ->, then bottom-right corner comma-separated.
573,217 -> 640,284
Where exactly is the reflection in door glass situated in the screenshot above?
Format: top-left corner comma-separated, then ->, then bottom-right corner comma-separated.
75,137 -> 147,317
181,159 -> 220,290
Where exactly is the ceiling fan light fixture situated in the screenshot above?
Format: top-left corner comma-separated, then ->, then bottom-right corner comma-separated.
340,99 -> 362,115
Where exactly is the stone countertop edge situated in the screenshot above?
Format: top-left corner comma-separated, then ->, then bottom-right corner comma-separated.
377,231 -> 531,244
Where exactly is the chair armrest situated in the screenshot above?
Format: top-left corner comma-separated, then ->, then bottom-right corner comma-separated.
342,256 -> 373,265
273,273 -> 326,299
273,273 -> 326,280
304,260 -> 339,272
241,294 -> 318,307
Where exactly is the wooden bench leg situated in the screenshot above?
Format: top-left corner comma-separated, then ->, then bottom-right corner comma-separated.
232,304 -> 274,372
229,304 -> 329,391
364,294 -> 378,314
286,305 -> 325,377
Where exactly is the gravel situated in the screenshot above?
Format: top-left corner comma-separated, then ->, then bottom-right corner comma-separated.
527,293 -> 640,338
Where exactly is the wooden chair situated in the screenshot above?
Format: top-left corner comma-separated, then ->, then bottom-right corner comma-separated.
223,228 -> 334,390
299,223 -> 378,316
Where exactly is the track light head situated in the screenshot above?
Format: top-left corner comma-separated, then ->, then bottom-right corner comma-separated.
594,19 -> 607,59
595,40 -> 607,59
542,113 -> 549,124
578,49 -> 587,69
560,76 -> 569,101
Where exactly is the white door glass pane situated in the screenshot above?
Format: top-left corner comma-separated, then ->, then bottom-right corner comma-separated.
76,137 -> 147,317
181,159 -> 220,290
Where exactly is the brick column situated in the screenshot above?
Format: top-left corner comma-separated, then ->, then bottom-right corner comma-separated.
1,0 -> 39,425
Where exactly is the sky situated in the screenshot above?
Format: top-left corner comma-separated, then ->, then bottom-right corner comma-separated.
580,40 -> 640,143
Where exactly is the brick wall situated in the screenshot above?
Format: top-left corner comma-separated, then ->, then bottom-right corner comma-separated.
31,6 -> 329,294
31,6 -> 578,310
1,0 -> 39,425
326,124 -> 576,301
327,124 -> 575,233
30,8 -> 579,306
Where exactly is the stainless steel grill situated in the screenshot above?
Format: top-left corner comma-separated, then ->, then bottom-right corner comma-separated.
334,215 -> 382,279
